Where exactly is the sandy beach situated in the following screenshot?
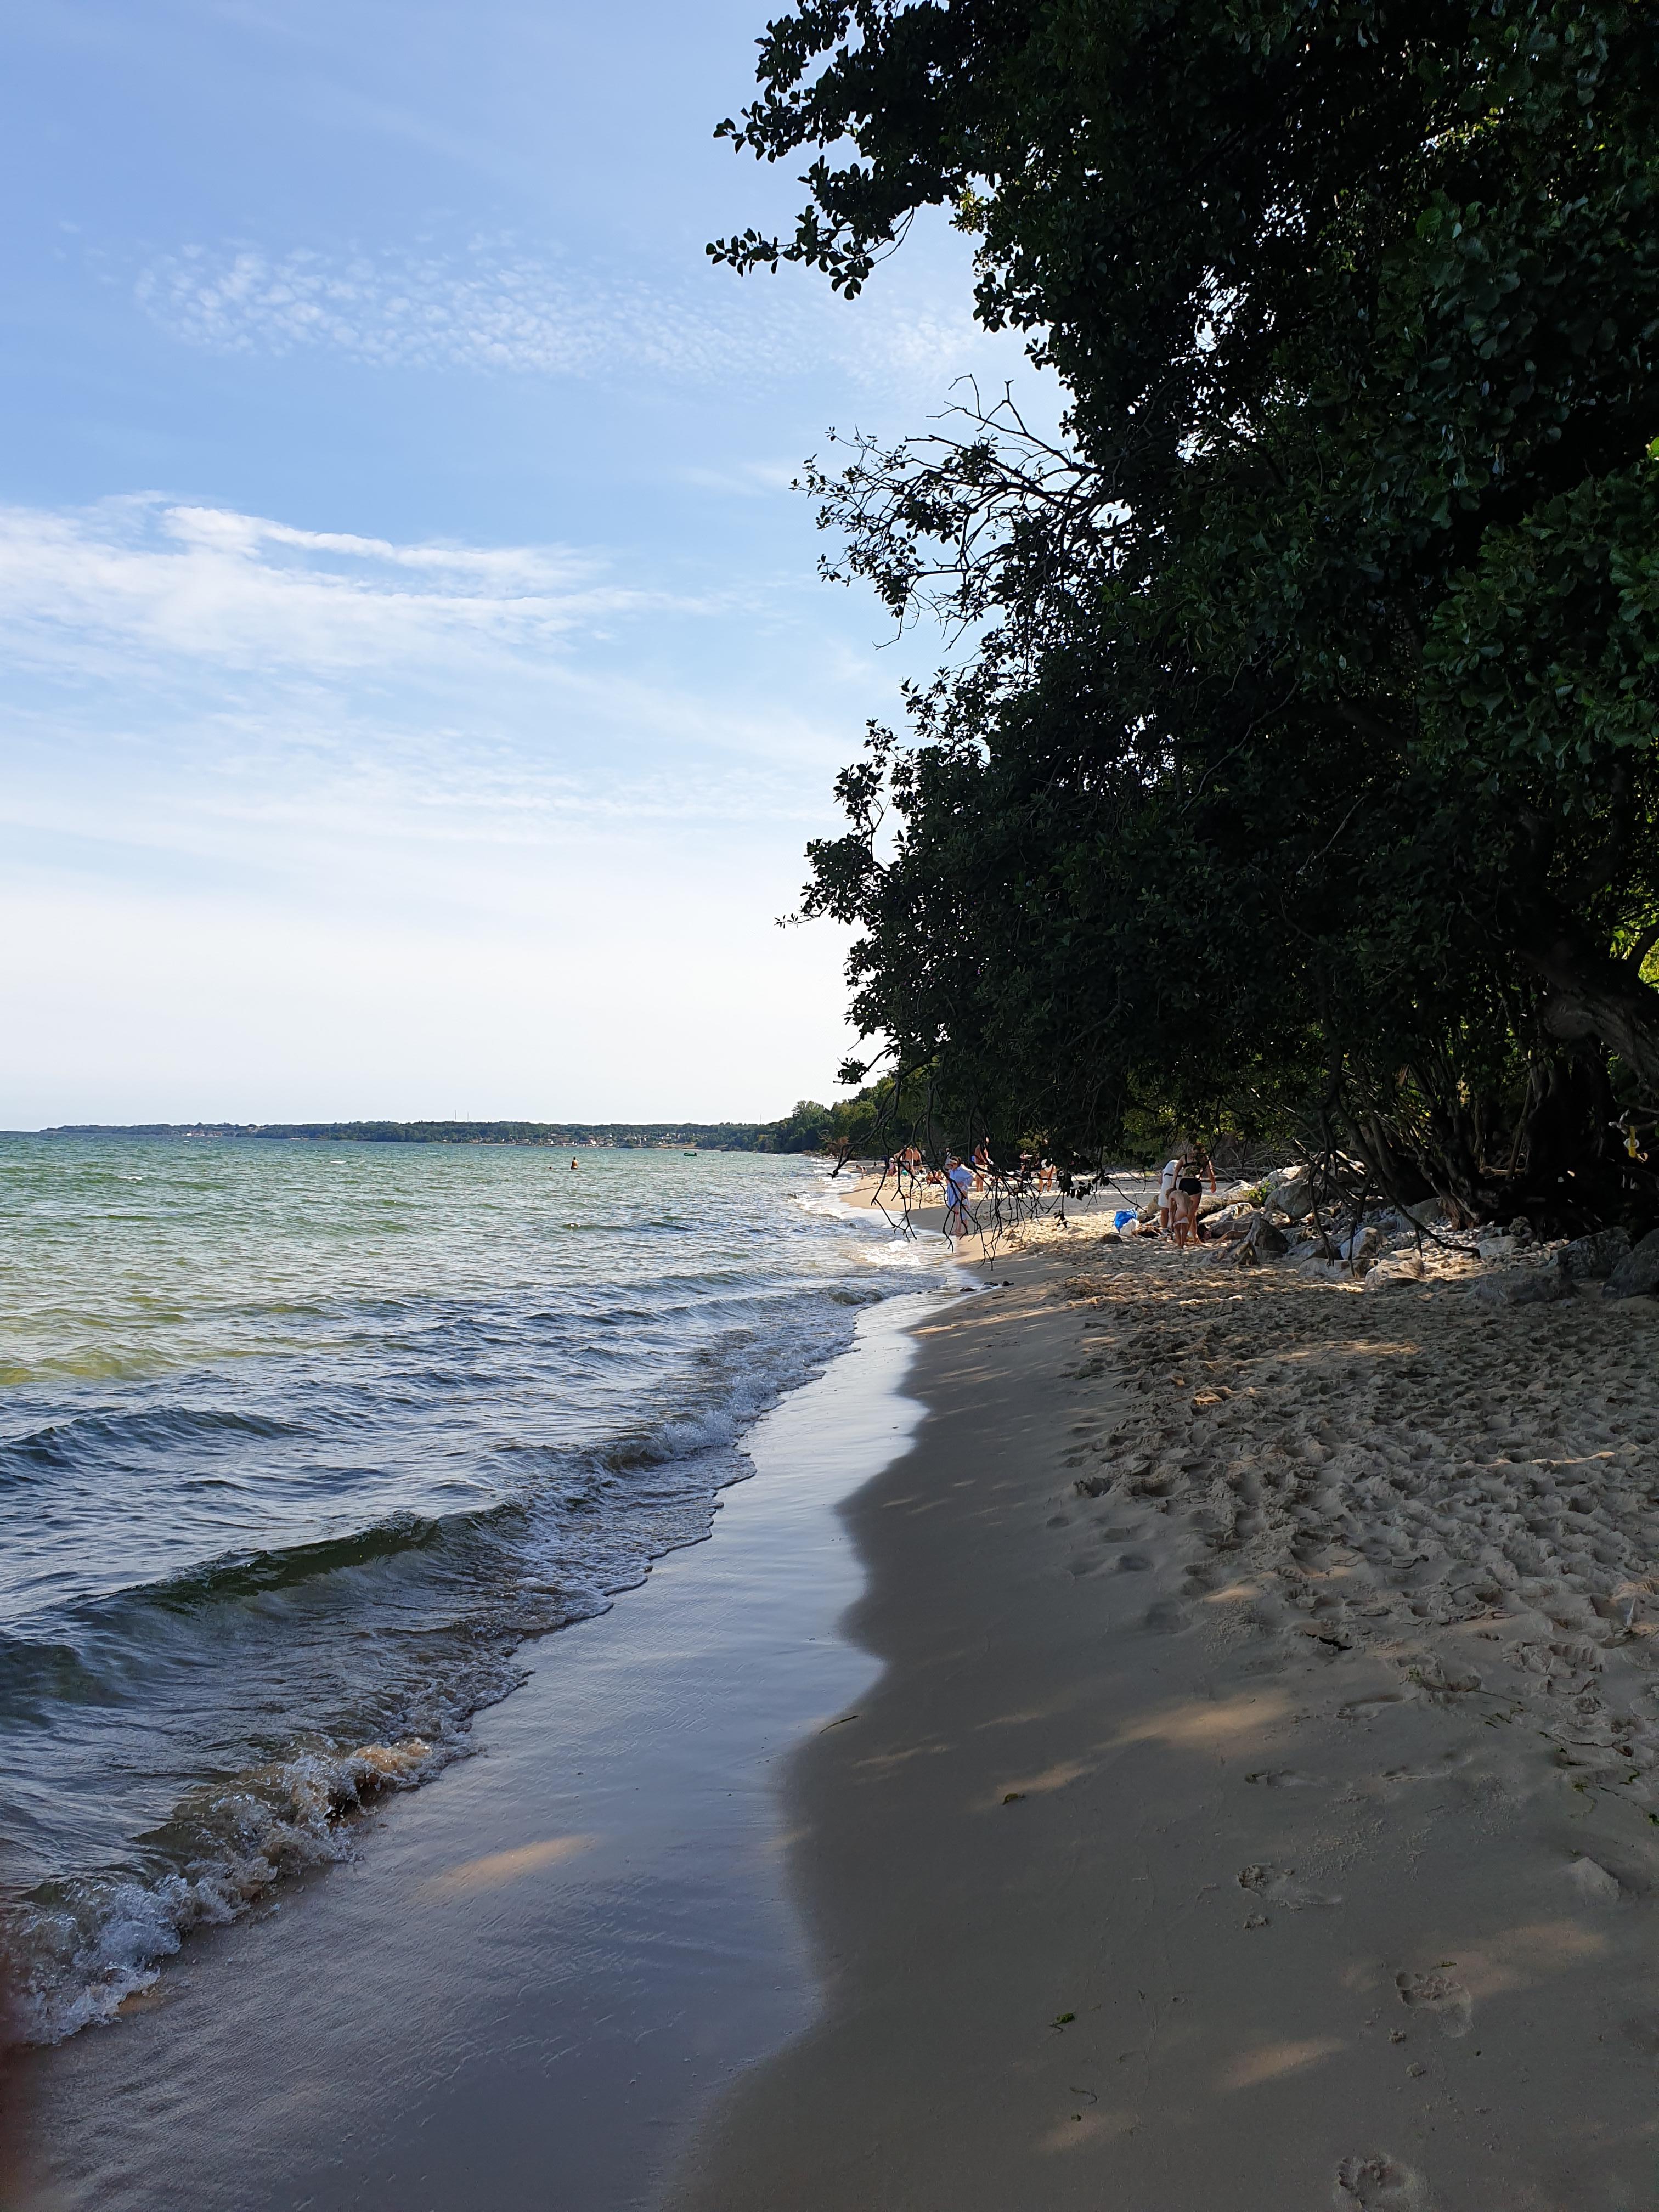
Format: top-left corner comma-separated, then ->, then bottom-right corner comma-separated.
672,1223 -> 1659,2211
10,1215 -> 1659,2210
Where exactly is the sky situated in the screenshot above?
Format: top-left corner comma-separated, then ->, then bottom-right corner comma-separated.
0,0 -> 1043,1127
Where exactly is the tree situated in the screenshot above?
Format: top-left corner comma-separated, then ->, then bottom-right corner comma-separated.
760,1098 -> 839,1152
718,0 -> 1659,1222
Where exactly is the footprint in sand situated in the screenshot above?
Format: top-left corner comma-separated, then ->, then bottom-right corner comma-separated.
1340,1692 -> 1416,1723
1239,1864 -> 1343,1911
1566,1854 -> 1623,1905
1380,1750 -> 1472,1785
1245,1768 -> 1322,1789
1334,2152 -> 1432,2209
1394,1970 -> 1472,2038
1143,1599 -> 1190,1634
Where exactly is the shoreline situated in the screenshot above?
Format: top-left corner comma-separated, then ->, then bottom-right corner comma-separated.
672,1231 -> 1659,2210
8,1289 -> 949,2212
0,1148 -> 911,2059
15,1214 -> 1659,2208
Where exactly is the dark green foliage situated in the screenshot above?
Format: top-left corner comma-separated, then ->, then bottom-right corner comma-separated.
765,1099 -> 839,1152
719,0 -> 1659,1224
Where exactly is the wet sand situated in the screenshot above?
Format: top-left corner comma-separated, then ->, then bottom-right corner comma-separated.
8,1295 -> 940,2212
670,1236 -> 1659,2212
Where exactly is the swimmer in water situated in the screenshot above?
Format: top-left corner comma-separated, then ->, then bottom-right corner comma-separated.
571,1158 -> 578,1170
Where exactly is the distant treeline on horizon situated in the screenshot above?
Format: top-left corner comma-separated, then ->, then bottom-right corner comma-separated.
40,1118 -> 827,1153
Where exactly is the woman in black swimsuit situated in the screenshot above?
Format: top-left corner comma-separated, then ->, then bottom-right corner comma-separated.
1172,1152 -> 1214,1251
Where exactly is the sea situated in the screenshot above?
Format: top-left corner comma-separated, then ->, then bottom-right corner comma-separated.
0,1132 -> 945,2045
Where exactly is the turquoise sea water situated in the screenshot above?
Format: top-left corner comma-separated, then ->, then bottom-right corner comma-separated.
0,1134 -> 932,2042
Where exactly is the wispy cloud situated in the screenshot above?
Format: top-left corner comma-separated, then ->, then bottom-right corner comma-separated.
0,495 -> 665,678
0,495 -> 865,861
132,236 -> 1015,393
673,459 -> 801,498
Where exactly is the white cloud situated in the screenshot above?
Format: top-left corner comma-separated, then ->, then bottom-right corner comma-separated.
673,459 -> 801,498
0,492 -> 876,918
0,495 -> 664,678
0,490 -> 869,1120
132,235 -> 1020,395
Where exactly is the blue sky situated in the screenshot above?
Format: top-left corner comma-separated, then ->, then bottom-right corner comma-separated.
0,0 -> 1042,1126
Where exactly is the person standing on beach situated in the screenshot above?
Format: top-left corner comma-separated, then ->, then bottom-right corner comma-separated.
944,1154 -> 975,1236
972,1139 -> 993,1192
1158,1153 -> 1182,1233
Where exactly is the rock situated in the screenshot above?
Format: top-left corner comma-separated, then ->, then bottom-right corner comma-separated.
1605,1227 -> 1659,1301
1338,1223 -> 1381,1265
1097,1227 -> 1122,1244
1473,1268 -> 1574,1309
1233,1212 -> 1288,1266
1366,1253 -> 1425,1289
1406,1197 -> 1446,1229
1263,1164 -> 1319,1222
1561,1226 -> 1633,1280
1476,1233 -> 1516,1262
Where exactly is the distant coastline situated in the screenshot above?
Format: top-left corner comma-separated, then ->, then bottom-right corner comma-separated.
37,1119 -> 824,1152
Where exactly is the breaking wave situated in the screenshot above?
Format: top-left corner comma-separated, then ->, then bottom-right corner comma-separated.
0,1142 -> 926,2046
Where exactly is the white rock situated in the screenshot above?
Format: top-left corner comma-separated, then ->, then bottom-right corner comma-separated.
1366,1254 -> 1425,1289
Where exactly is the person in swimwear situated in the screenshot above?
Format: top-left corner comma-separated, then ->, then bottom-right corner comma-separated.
1171,1150 -> 1216,1250
944,1153 -> 975,1235
1158,1152 -> 1183,1233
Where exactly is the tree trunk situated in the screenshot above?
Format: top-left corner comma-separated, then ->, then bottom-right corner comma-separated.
1523,926 -> 1659,1099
